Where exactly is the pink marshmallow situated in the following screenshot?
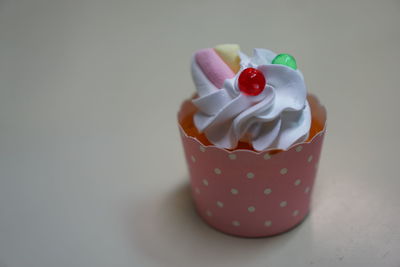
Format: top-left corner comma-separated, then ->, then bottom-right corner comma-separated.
195,48 -> 235,88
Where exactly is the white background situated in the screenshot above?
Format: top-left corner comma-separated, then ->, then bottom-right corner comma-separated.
0,0 -> 399,266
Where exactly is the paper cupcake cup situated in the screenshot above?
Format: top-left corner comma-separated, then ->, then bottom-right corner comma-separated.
178,94 -> 327,237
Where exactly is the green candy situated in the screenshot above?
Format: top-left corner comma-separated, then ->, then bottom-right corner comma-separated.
271,54 -> 297,70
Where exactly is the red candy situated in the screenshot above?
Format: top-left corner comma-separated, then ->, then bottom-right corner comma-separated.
238,68 -> 266,96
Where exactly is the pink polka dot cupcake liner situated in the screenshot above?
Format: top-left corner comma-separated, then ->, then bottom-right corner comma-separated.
178,94 -> 327,237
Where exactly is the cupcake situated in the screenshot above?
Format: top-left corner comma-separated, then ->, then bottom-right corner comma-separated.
178,44 -> 326,237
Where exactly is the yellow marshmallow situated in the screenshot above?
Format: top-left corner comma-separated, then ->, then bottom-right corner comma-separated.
214,44 -> 241,73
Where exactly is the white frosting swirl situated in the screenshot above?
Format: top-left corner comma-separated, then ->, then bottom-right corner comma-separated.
191,48 -> 311,151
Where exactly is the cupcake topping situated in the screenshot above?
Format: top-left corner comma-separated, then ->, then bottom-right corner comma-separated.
238,68 -> 266,96
191,44 -> 311,151
271,54 -> 297,70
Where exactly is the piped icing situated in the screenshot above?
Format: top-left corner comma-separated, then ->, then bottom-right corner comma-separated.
191,44 -> 311,151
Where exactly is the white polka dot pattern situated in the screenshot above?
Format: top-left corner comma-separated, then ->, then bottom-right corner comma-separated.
230,188 -> 239,195
228,154 -> 237,160
232,220 -> 240,227
263,153 -> 271,160
264,220 -> 272,227
181,114 -> 326,237
280,201 -> 288,207
264,188 -> 272,195
248,206 -> 256,212
246,172 -> 255,179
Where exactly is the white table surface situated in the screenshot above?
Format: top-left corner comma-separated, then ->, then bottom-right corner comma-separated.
1,0 -> 399,266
